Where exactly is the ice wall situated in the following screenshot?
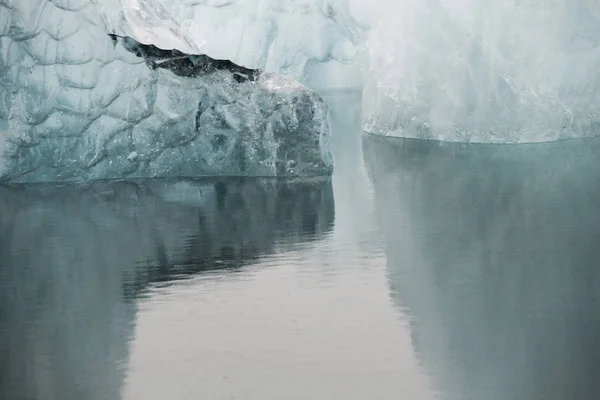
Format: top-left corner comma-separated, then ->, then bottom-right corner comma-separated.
98,0 -> 200,53
0,0 -> 332,183
161,0 -> 600,143
152,0 -> 370,88
362,0 -> 600,143
5,0 -> 595,147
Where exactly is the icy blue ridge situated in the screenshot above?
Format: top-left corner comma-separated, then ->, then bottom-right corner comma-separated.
0,0 -> 332,183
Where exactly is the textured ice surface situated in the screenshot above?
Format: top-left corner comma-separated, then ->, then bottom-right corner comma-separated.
90,0 -> 369,89
168,0 -> 600,143
152,0 -> 368,86
98,0 -> 200,54
362,0 -> 600,143
0,0 -> 332,183
145,0 -> 600,143
6,0 -> 594,149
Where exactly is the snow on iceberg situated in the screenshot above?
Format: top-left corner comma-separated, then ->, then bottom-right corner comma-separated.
0,0 -> 332,183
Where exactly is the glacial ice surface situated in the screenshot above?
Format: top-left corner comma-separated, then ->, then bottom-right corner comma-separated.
152,0 -> 369,85
136,0 -> 600,143
0,0 -> 332,183
3,0 -> 598,158
362,0 -> 600,143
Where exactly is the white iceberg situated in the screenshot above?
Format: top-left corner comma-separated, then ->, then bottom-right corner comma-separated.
362,0 -> 600,143
152,0 -> 368,86
158,0 -> 600,143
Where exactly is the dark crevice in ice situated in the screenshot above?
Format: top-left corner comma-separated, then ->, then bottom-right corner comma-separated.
108,34 -> 260,83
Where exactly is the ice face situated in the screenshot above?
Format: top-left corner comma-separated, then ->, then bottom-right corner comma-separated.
155,0 -> 600,143
0,0 -> 332,183
91,0 -> 369,90
153,0 -> 368,86
362,0 -> 600,143
140,0 -> 600,143
106,0 -> 200,54
6,0 -> 594,150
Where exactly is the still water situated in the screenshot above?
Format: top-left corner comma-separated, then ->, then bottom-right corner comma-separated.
1,93 -> 600,400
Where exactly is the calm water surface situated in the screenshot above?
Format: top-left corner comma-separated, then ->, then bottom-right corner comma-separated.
1,93 -> 600,399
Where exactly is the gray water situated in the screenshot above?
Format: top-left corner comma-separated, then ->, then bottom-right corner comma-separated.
1,93 -> 600,400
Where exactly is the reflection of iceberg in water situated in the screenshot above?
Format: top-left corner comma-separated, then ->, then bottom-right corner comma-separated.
363,135 -> 600,400
0,178 -> 334,400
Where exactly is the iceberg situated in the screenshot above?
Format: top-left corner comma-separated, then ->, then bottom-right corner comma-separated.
4,0 -> 594,155
362,0 -> 600,143
135,0 -> 600,143
0,0 -> 332,183
155,0 -> 600,143
152,0 -> 368,86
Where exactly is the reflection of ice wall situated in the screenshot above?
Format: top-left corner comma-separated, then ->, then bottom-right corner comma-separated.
362,0 -> 600,143
364,135 -> 600,399
0,178 -> 334,400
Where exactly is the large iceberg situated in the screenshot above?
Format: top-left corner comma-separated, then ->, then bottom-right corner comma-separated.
3,0 -> 596,157
151,0 -> 369,88
0,0 -> 332,183
154,0 -> 600,143
362,0 -> 600,143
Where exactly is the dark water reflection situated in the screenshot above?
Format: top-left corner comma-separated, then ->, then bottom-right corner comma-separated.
364,135 -> 600,400
0,178 -> 334,400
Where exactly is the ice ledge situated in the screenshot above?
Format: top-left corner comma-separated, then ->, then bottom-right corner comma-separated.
0,30 -> 332,183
